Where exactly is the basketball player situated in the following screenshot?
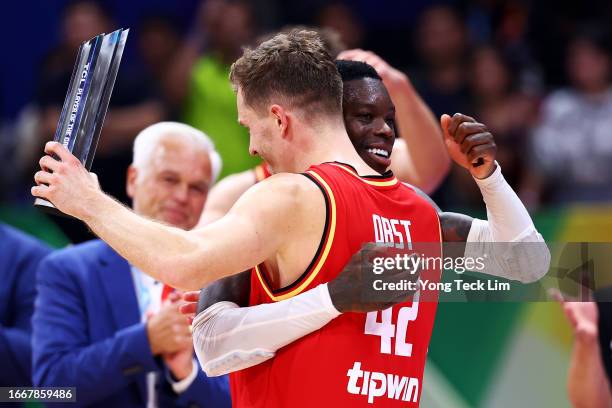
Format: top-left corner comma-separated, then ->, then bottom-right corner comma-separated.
33,30 -> 548,407
179,60 -> 550,406
185,59 -> 547,311
199,52 -> 448,225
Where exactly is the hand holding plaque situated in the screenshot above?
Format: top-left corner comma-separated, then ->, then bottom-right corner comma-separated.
33,29 -> 128,217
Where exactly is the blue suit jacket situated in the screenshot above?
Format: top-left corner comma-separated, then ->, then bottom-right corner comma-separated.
32,240 -> 230,407
0,224 -> 51,386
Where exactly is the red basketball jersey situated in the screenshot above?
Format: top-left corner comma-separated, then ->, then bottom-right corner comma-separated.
231,162 -> 442,407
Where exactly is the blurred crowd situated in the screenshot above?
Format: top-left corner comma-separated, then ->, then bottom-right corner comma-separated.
3,0 -> 612,220
1,1 -> 611,405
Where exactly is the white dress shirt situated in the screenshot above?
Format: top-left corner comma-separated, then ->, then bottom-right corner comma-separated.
130,266 -> 197,407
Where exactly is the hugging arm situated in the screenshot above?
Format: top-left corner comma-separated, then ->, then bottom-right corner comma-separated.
190,244 -> 413,377
192,282 -> 340,376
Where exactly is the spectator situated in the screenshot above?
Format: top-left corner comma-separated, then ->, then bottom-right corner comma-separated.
0,223 -> 51,387
34,0 -> 166,207
32,122 -> 229,407
528,27 -> 612,206
555,291 -> 611,407
493,1 -> 537,77
316,2 -> 364,50
449,45 -> 537,207
137,13 -> 183,119
407,5 -> 473,209
167,0 -> 259,180
412,5 -> 472,118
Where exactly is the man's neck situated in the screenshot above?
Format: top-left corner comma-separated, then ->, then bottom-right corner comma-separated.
290,120 -> 377,175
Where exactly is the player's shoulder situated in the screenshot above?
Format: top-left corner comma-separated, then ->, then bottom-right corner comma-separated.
233,172 -> 321,214
256,172 -> 319,194
208,168 -> 257,202
401,182 -> 441,212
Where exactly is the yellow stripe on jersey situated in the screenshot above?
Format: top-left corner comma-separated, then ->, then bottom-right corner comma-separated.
254,165 -> 265,182
254,169 -> 337,301
328,162 -> 399,187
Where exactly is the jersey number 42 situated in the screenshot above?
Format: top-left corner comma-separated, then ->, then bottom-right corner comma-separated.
364,292 -> 420,357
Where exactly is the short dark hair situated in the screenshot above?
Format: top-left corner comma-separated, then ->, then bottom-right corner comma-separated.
335,60 -> 381,83
230,29 -> 343,116
571,25 -> 612,55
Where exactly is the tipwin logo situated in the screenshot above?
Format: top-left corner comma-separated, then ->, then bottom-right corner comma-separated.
346,362 -> 419,404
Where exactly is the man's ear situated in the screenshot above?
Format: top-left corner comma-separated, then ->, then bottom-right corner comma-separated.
126,165 -> 137,199
270,104 -> 290,139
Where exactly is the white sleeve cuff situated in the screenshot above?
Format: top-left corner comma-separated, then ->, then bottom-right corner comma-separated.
473,161 -> 503,189
472,162 -> 535,242
465,162 -> 550,282
167,358 -> 198,394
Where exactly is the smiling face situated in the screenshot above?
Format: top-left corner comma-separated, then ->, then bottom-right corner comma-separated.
342,77 -> 396,174
127,137 -> 212,230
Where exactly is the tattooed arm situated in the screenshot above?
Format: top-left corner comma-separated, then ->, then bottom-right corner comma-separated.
406,113 -> 550,283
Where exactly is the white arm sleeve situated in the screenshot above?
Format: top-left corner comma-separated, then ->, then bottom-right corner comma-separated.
464,164 -> 551,283
192,283 -> 340,377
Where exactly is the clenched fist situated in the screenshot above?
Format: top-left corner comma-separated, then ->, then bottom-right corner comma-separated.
441,113 -> 497,179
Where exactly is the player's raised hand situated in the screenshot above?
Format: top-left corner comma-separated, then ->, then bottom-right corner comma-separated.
441,113 -> 497,179
328,243 -> 420,313
550,289 -> 598,343
32,141 -> 102,219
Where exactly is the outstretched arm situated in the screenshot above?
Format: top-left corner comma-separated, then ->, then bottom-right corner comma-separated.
338,49 -> 450,194
411,183 -> 546,281
441,113 -> 549,282
186,244 -> 418,376
408,114 -> 550,282
32,144 -> 314,290
553,294 -> 611,408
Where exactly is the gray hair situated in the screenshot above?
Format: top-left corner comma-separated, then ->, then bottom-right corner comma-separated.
132,122 -> 222,183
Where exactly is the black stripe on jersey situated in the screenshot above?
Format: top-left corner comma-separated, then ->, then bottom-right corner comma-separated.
262,172 -> 331,295
329,161 -> 394,179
